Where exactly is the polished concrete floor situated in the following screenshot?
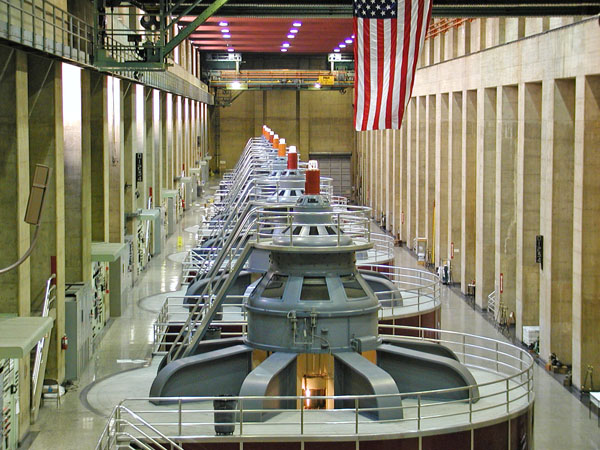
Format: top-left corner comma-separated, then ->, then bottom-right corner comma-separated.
25,195 -> 600,449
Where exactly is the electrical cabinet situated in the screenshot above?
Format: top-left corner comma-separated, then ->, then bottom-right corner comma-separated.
65,283 -> 94,381
91,262 -> 108,339
0,359 -> 18,450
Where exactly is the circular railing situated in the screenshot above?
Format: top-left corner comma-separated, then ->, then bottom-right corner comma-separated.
100,325 -> 534,449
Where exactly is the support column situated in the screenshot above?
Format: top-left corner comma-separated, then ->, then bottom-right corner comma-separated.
398,121 -> 408,242
539,79 -> 574,363
425,95 -> 436,260
572,75 -> 600,388
516,82 -> 541,340
145,88 -> 155,206
416,96 -> 426,239
63,63 -> 91,283
435,93 -> 449,267
449,92 -> 462,284
461,90 -> 477,293
495,85 -> 518,316
0,48 -> 31,439
407,99 -> 417,246
28,55 -> 65,382
385,129 -> 393,231
90,72 -> 109,242
108,77 -> 124,244
475,87 -> 496,309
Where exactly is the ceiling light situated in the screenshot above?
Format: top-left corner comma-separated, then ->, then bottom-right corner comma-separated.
287,34 -> 295,39
351,34 -> 355,39
280,48 -> 288,52
314,82 -> 321,89
290,29 -> 298,34
345,39 -> 353,44
231,81 -> 242,89
227,48 -> 234,52
293,22 -> 302,27
223,34 -> 231,38
339,44 -> 346,48
219,21 -> 228,27
282,42 -> 290,48
334,48 -> 340,53
221,29 -> 229,33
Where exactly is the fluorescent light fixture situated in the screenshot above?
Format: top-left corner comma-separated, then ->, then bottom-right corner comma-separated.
281,48 -> 288,52
333,48 -> 340,53
282,42 -> 290,48
287,34 -> 295,39
219,21 -> 229,27
223,34 -> 231,38
227,48 -> 234,52
293,22 -> 302,27
221,29 -> 229,33
314,82 -> 321,89
339,44 -> 346,48
290,29 -> 298,34
351,34 -> 355,39
231,81 -> 242,89
345,39 -> 352,44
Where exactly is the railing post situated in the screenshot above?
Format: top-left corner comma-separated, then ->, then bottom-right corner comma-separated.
239,398 -> 243,435
178,398 -> 182,436
300,397 -> 304,435
417,395 -> 421,431
506,379 -> 510,413
496,342 -> 499,372
462,335 -> 466,364
354,397 -> 359,434
469,392 -> 473,423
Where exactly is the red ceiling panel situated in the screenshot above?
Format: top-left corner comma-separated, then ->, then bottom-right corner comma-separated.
186,17 -> 355,54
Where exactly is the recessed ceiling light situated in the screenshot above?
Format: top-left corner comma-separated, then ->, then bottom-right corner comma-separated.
223,34 -> 231,38
281,48 -> 288,52
293,22 -> 302,27
290,29 -> 298,34
219,21 -> 228,27
339,44 -> 346,48
345,39 -> 353,44
287,34 -> 295,39
221,28 -> 229,33
334,48 -> 340,53
227,48 -> 234,52
282,42 -> 290,48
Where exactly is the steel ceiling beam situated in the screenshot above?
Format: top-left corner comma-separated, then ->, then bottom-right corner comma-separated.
169,0 -> 600,17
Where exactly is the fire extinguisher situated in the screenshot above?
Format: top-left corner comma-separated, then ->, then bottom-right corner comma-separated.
61,335 -> 68,350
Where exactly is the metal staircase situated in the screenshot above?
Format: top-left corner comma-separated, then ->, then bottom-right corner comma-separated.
167,208 -> 262,363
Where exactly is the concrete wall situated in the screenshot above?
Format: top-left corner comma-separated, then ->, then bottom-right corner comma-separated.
358,16 -> 600,389
216,89 -> 354,169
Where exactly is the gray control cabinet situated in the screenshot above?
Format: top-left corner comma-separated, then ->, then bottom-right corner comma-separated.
65,283 -> 93,381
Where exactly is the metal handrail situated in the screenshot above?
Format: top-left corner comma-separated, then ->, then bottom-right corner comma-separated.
98,325 -> 534,448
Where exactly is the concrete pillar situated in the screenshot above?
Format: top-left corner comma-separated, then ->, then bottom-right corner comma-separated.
475,88 -> 496,309
154,90 -> 162,204
63,63 -> 91,283
449,92 -> 462,283
90,72 -> 109,242
495,85 -> 518,316
385,129 -> 393,230
0,47 -> 32,439
435,93 -> 449,268
516,82 -> 542,340
28,55 -> 65,382
461,90 -> 477,293
161,92 -> 171,195
369,131 -> 376,215
425,95 -> 436,260
539,79 -> 575,363
398,120 -> 408,242
145,88 -> 155,206
572,75 -> 600,388
108,77 -> 124,243
416,96 -> 426,239
407,99 -> 417,246
391,130 -> 399,235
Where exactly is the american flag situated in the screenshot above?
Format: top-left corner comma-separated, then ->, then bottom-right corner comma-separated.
353,0 -> 432,131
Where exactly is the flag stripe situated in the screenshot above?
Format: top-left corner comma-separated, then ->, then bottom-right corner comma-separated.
361,18 -> 371,132
384,18 -> 397,129
372,20 -> 385,129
